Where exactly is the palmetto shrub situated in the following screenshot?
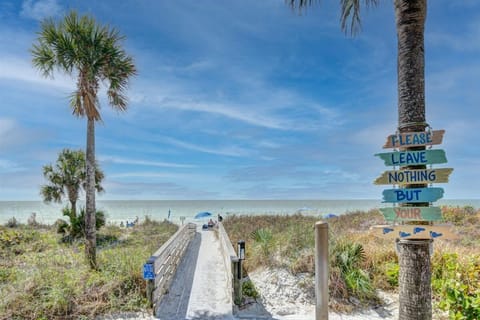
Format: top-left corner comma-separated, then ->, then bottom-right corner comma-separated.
56,207 -> 106,242
330,239 -> 375,301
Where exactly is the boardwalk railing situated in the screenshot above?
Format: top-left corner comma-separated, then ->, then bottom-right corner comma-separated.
145,223 -> 196,310
217,222 -> 242,306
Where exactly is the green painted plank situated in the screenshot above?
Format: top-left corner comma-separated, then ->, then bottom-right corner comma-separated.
374,168 -> 453,185
382,187 -> 444,203
380,206 -> 443,222
383,130 -> 445,149
375,149 -> 447,167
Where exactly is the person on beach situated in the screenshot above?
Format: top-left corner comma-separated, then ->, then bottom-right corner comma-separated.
208,219 -> 215,227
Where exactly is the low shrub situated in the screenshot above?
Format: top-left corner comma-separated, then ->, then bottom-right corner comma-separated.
432,252 -> 480,320
242,279 -> 260,299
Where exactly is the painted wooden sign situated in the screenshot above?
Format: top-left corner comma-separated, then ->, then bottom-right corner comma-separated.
380,207 -> 442,222
383,130 -> 445,149
374,168 -> 453,185
371,224 -> 458,240
382,187 -> 444,203
143,263 -> 155,279
375,149 -> 447,167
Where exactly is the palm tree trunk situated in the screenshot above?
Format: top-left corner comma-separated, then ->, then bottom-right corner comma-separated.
69,199 -> 77,220
395,0 -> 431,319
85,118 -> 97,269
68,187 -> 78,219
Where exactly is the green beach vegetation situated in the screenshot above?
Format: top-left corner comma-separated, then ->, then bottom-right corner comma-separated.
41,149 -> 106,242
0,216 -> 177,320
223,206 -> 480,318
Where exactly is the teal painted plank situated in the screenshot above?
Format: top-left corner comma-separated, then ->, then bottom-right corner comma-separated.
382,187 -> 444,203
380,206 -> 443,222
375,149 -> 447,167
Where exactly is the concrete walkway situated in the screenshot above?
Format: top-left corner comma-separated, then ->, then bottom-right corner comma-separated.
156,225 -> 233,320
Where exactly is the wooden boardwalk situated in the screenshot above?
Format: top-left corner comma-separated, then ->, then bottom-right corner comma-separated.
155,225 -> 233,320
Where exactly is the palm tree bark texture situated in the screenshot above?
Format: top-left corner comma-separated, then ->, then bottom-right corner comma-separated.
395,0 -> 431,319
85,118 -> 97,268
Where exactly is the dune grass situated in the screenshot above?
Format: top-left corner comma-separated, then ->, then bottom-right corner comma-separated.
0,217 -> 177,320
223,206 -> 480,317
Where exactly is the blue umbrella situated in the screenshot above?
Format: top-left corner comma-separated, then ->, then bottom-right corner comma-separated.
194,211 -> 213,219
323,213 -> 338,219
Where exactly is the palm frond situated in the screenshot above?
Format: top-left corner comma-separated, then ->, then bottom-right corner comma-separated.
288,0 -> 379,36
32,10 -> 136,122
288,0 -> 317,9
340,0 -> 379,36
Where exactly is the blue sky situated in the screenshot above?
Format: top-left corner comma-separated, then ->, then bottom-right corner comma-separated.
1,0 -> 479,200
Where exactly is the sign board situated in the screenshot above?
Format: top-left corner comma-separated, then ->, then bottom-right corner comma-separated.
382,187 -> 444,203
383,130 -> 445,149
371,224 -> 458,240
143,263 -> 155,280
375,149 -> 447,167
380,206 -> 442,222
374,168 -> 453,185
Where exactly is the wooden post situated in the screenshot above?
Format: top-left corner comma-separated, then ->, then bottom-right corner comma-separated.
232,258 -> 242,305
315,221 -> 328,320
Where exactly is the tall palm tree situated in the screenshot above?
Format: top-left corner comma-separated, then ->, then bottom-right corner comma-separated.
290,0 -> 431,319
41,148 -> 104,220
31,11 -> 136,268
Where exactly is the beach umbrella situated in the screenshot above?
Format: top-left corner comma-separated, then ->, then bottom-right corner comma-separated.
194,211 -> 213,219
323,213 -> 337,219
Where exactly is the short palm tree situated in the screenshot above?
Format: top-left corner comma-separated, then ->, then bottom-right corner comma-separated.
290,0 -> 430,318
31,11 -> 136,268
41,148 -> 104,220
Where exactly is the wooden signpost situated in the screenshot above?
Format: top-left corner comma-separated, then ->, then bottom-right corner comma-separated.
374,168 -> 453,185
383,130 -> 445,149
379,207 -> 442,222
382,187 -> 444,203
373,129 -> 457,240
371,225 -> 458,240
375,149 -> 447,166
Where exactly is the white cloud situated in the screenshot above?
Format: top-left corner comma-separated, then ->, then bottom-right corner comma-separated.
163,99 -> 287,130
20,0 -> 62,21
0,159 -> 24,173
161,136 -> 251,157
99,156 -> 195,168
0,55 -> 74,91
0,118 -> 24,149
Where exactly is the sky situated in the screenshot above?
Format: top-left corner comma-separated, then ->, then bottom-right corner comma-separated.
1,0 -> 479,201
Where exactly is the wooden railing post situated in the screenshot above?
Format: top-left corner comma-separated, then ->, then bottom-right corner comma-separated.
315,221 -> 329,320
232,257 -> 242,305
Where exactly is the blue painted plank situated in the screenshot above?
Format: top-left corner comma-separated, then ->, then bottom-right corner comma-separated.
382,187 -> 444,203
375,149 -> 447,167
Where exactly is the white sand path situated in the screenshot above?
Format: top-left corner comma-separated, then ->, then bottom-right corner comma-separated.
186,225 -> 234,320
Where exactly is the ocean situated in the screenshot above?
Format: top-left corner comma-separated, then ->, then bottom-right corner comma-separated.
0,199 -> 478,226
